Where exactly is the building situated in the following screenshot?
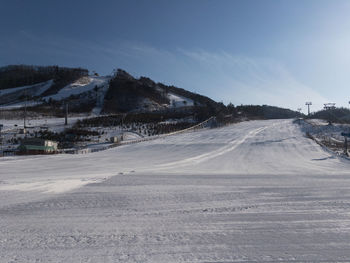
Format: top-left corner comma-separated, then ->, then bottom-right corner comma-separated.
18,138 -> 58,155
110,134 -> 123,143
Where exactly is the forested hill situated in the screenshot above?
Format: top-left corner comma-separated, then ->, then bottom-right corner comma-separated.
307,108 -> 350,123
0,65 -> 88,91
236,105 -> 304,119
0,65 -> 303,121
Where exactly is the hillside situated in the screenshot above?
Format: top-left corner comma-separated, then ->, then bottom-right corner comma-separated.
307,107 -> 350,123
0,65 -> 302,121
0,66 -> 223,116
236,105 -> 304,119
0,65 -> 88,92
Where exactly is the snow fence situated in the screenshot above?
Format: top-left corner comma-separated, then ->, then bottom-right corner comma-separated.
66,116 -> 216,154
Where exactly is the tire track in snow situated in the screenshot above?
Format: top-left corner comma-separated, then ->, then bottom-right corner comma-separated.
156,125 -> 268,169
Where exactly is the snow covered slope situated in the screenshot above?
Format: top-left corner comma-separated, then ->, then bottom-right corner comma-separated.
2,119 -> 350,262
0,71 -> 204,114
43,76 -> 110,101
0,80 -> 53,107
0,80 -> 53,96
168,92 -> 194,107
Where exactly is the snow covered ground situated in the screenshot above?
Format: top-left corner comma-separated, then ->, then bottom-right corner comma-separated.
2,119 -> 350,262
0,116 -> 85,132
301,119 -> 350,155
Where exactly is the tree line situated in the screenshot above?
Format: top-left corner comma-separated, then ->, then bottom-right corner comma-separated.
0,65 -> 88,90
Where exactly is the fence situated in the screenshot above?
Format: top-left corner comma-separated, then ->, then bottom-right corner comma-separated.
64,116 -> 216,154
119,116 -> 215,146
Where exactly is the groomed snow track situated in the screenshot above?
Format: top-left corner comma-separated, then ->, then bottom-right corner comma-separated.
2,119 -> 350,262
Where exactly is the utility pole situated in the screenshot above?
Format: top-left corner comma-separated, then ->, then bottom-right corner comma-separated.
305,102 -> 312,116
23,89 -> 27,135
65,102 -> 68,125
345,137 -> 348,156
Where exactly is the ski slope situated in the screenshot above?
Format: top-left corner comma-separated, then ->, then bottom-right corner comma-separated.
168,92 -> 194,108
0,80 -> 53,96
43,76 -> 110,101
1,119 -> 350,262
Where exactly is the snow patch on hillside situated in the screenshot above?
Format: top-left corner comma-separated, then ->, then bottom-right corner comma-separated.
91,80 -> 110,115
0,80 -> 54,108
44,76 -> 110,101
0,80 -> 53,96
168,93 -> 194,108
0,100 -> 40,109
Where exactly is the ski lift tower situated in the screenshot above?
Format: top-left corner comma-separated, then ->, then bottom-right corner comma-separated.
305,102 -> 312,116
324,103 -> 336,125
324,103 -> 336,110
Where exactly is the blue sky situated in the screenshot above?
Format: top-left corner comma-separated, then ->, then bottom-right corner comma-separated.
1,0 -> 350,112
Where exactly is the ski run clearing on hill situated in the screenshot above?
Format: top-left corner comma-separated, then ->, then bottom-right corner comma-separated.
2,119 -> 350,262
43,76 -> 110,101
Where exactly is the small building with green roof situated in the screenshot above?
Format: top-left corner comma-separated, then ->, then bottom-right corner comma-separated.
18,138 -> 58,155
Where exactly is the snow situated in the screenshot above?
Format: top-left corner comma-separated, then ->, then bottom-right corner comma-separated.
91,79 -> 110,115
0,116 -> 85,133
0,80 -> 53,96
300,119 -> 350,154
159,116 -> 196,124
168,92 -> 194,107
2,119 -> 350,261
0,80 -> 54,109
123,131 -> 143,140
44,76 -> 110,101
0,100 -> 40,109
0,179 -> 100,194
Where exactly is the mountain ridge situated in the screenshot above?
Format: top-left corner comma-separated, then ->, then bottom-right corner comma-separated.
0,65 -> 303,121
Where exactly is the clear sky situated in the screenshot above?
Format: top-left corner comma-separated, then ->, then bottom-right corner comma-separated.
1,0 -> 350,112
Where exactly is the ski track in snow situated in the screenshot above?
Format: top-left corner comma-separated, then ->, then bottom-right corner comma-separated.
157,125 -> 268,168
2,119 -> 350,262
